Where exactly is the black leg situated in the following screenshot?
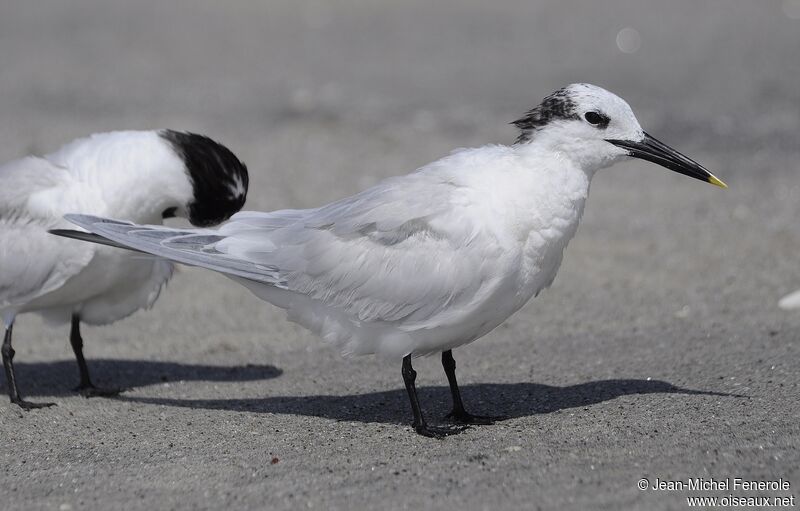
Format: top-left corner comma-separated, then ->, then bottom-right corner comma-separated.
402,355 -> 468,438
69,315 -> 122,397
442,350 -> 504,425
2,323 -> 56,410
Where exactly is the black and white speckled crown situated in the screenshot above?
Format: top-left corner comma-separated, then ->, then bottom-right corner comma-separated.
160,130 -> 249,227
511,87 -> 581,144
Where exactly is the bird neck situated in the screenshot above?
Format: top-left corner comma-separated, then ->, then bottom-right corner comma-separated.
102,162 -> 193,224
513,138 -> 598,185
503,141 -> 593,240
514,129 -> 616,178
49,131 -> 193,224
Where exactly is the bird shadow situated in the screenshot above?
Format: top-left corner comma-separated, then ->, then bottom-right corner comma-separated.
114,379 -> 744,426
2,359 -> 283,396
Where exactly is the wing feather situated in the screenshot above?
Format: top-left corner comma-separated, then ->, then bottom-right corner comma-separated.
67,172 -> 502,327
0,157 -> 97,309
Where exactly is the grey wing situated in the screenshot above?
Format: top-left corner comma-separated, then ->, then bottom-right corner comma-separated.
0,158 -> 96,309
65,174 -> 501,326
252,219 -> 499,326
1,219 -> 96,309
219,174 -> 503,325
61,215 -> 285,285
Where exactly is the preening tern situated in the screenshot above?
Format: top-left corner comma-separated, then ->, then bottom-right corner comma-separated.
55,84 -> 725,436
1,130 -> 248,409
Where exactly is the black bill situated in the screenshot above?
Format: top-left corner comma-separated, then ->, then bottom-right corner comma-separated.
606,132 -> 727,188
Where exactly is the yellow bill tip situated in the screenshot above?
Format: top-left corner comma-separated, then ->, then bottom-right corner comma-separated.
708,174 -> 728,189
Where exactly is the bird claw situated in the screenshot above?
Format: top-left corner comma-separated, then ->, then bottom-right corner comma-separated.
413,422 -> 471,438
444,410 -> 506,425
12,399 -> 57,410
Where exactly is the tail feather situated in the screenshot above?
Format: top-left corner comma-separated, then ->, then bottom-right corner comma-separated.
59,214 -> 283,285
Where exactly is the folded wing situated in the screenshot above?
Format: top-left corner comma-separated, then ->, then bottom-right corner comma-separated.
64,173 -> 502,327
1,157 -> 96,310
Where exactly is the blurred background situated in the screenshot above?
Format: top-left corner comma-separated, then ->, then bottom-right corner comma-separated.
1,2 -> 798,510
1,1 -> 798,181
1,0 -> 796,343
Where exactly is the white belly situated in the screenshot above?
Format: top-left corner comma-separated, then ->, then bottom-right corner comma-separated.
24,246 -> 174,326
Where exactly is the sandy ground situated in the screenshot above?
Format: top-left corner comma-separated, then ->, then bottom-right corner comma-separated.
0,1 -> 798,509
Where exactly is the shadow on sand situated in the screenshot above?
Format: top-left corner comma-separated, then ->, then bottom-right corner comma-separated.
115,379 -> 742,426
1,359 -> 283,396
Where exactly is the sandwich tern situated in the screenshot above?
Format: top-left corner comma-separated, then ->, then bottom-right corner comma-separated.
55,84 -> 726,436
2,130 -> 248,409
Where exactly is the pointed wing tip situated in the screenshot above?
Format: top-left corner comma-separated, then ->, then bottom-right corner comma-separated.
49,228 -> 105,244
49,228 -> 79,237
48,227 -> 143,251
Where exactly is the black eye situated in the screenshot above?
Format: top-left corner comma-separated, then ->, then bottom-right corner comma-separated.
162,207 -> 178,219
584,111 -> 604,125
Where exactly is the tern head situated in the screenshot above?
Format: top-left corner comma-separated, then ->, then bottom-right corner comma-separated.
512,83 -> 726,188
159,130 -> 250,227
